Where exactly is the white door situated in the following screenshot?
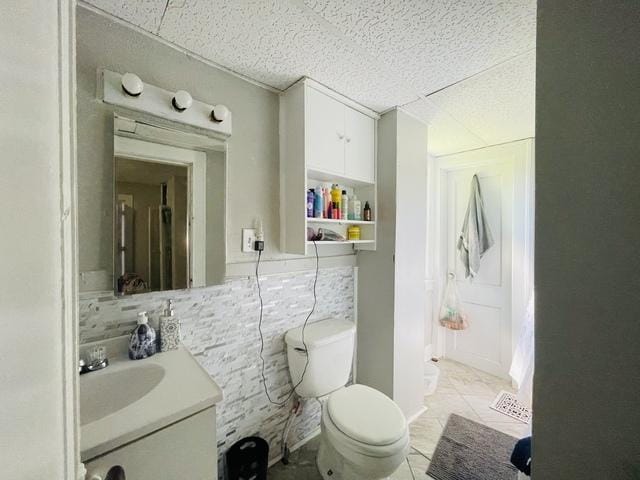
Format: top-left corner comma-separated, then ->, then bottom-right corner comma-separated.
444,162 -> 514,378
344,107 -> 375,183
306,86 -> 345,175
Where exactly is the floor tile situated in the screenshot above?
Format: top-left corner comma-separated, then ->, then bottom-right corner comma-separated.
424,392 -> 481,423
409,415 -> 444,458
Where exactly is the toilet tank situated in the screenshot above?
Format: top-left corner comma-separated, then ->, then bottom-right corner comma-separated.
285,319 -> 355,398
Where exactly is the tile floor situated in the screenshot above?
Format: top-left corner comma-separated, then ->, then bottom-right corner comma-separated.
269,359 -> 532,479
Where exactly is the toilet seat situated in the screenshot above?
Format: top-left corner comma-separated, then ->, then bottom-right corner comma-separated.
327,384 -> 407,446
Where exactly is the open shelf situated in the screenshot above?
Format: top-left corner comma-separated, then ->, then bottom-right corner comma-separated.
306,218 -> 375,225
307,240 -> 376,245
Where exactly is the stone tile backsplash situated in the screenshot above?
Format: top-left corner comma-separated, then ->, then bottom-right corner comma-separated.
79,266 -> 355,471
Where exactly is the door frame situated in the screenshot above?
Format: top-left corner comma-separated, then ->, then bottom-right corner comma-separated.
426,139 -> 535,375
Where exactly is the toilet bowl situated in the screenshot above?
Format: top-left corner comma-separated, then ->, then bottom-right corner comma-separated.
316,384 -> 409,480
284,320 -> 410,480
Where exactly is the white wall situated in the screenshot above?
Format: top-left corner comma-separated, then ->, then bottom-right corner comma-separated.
393,110 -> 428,418
534,0 -> 640,477
0,1 -> 76,478
357,109 -> 428,419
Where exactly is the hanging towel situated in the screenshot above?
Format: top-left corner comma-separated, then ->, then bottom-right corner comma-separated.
457,175 -> 494,278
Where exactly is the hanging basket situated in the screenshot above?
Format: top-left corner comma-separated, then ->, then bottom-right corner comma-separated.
439,273 -> 469,330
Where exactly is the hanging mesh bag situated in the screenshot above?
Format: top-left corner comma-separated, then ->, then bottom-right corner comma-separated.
439,273 -> 469,330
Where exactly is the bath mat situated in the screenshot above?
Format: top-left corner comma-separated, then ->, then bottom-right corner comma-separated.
490,391 -> 532,424
426,414 -> 518,480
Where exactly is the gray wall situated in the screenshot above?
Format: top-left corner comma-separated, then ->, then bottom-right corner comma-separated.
534,1 -> 640,477
77,6 -> 352,285
0,0 -> 71,477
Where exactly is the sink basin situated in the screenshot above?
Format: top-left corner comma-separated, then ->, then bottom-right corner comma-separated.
80,363 -> 165,425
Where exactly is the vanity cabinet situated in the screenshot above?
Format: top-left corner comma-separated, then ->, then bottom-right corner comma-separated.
280,78 -> 378,255
83,407 -> 216,480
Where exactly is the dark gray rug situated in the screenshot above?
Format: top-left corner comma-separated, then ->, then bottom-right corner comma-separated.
427,414 -> 519,480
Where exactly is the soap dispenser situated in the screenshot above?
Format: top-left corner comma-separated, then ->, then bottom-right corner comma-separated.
159,299 -> 180,352
128,311 -> 157,360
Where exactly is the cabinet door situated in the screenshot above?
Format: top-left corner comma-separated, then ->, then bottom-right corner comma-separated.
84,407 -> 216,480
345,107 -> 375,183
306,86 -> 345,175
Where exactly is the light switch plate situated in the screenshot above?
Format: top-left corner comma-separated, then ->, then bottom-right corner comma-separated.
242,228 -> 256,253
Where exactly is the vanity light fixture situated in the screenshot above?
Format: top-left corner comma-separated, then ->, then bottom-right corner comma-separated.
172,90 -> 193,112
211,104 -> 229,123
121,72 -> 143,97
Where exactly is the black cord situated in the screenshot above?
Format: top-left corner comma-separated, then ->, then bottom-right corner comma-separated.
256,240 -> 319,407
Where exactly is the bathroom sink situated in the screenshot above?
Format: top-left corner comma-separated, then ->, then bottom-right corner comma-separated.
80,363 -> 165,425
79,338 -> 223,462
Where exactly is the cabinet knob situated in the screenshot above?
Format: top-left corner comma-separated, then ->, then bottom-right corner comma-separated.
337,132 -> 344,140
345,137 -> 352,143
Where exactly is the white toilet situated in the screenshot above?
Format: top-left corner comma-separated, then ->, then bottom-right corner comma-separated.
285,319 -> 409,480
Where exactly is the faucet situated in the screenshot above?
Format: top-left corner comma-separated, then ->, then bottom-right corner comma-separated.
79,345 -> 109,375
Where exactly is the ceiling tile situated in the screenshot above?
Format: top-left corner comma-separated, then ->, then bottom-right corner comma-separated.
85,0 -> 167,32
302,0 -> 536,94
157,0 -> 418,110
402,98 -> 487,156
427,50 -> 536,146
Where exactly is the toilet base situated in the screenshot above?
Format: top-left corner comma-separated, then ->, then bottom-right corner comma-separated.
316,435 -> 395,480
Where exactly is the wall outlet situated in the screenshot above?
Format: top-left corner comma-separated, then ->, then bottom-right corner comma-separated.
242,228 -> 256,253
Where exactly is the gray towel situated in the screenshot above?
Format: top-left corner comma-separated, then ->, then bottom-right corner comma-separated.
457,175 -> 494,278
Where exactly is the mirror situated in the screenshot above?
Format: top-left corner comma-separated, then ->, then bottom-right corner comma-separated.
112,115 -> 226,295
77,113 -> 227,295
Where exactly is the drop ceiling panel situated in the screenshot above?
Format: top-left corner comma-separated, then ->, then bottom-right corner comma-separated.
402,99 -> 487,156
157,0 -> 418,111
302,0 -> 536,94
426,50 -> 536,146
87,0 -> 167,32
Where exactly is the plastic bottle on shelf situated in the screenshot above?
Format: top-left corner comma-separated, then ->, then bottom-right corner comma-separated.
331,184 -> 341,219
307,189 -> 315,218
314,189 -> 323,218
340,190 -> 348,220
323,187 -> 330,218
351,195 -> 361,221
363,201 -> 372,221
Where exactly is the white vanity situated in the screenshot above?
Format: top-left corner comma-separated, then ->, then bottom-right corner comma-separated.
80,338 -> 223,479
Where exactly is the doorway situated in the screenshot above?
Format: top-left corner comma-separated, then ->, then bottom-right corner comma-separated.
427,140 -> 535,380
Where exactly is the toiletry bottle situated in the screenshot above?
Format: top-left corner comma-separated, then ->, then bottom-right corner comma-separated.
341,190 -> 348,220
307,189 -> 315,218
363,201 -> 372,221
351,195 -> 361,220
129,311 -> 157,360
314,188 -> 323,218
159,300 -> 181,352
331,184 -> 341,219
323,188 -> 330,218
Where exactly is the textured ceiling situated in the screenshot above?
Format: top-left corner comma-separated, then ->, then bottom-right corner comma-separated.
82,0 -> 536,156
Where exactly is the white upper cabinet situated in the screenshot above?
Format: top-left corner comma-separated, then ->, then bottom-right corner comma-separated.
304,83 -> 376,183
345,107 -> 376,183
306,86 -> 346,175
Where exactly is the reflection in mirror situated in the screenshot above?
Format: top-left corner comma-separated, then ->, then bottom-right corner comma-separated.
107,115 -> 226,296
115,158 -> 189,294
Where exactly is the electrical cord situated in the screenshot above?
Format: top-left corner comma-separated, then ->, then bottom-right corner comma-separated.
256,240 -> 319,407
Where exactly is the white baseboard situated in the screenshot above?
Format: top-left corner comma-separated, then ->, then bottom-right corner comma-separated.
267,428 -> 321,468
406,406 -> 427,424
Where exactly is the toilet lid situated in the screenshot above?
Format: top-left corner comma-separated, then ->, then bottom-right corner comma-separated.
327,384 -> 407,446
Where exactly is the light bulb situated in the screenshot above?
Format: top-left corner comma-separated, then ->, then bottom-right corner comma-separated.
172,90 -> 193,112
211,104 -> 229,122
121,72 -> 143,96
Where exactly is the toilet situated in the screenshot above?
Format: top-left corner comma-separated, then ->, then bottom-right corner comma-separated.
285,319 -> 409,480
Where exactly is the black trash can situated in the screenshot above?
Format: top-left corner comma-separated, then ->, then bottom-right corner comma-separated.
225,436 -> 269,480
